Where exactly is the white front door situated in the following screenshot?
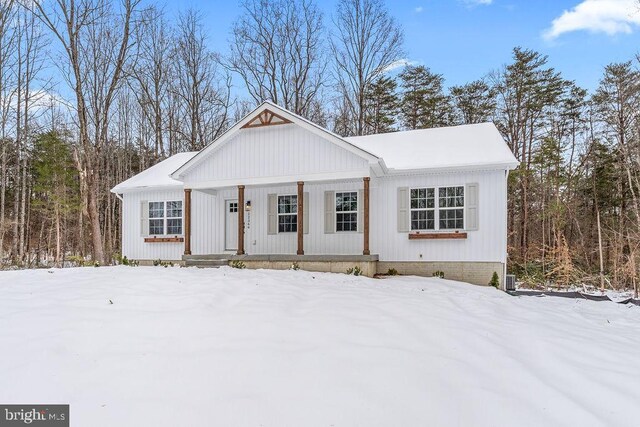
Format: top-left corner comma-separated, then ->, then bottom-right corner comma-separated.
225,200 -> 238,251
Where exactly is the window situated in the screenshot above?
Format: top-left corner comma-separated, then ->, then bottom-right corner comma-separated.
278,195 -> 297,233
148,200 -> 183,235
149,202 -> 165,235
336,191 -> 358,232
438,186 -> 464,230
408,186 -> 464,231
166,201 -> 183,234
410,188 -> 435,230
228,202 -> 238,213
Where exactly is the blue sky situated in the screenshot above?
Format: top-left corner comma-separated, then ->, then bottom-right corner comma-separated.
162,0 -> 640,93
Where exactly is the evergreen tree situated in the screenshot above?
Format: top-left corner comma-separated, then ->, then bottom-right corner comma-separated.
364,76 -> 399,134
492,47 -> 567,263
450,79 -> 496,124
31,131 -> 79,265
399,65 -> 453,129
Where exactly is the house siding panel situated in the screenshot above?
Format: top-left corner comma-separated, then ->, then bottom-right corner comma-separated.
122,189 -> 185,261
182,125 -> 369,185
370,170 -> 507,263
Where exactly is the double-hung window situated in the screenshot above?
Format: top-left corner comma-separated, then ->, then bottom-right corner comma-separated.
438,187 -> 464,230
278,195 -> 297,233
410,188 -> 435,230
409,186 -> 464,231
336,191 -> 358,232
148,200 -> 183,235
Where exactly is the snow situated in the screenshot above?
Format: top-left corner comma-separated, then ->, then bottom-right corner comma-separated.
1,266 -> 639,426
345,122 -> 519,171
110,152 -> 198,193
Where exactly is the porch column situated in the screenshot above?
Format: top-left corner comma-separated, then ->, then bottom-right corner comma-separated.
237,185 -> 245,255
297,181 -> 304,255
363,177 -> 370,255
184,189 -> 192,255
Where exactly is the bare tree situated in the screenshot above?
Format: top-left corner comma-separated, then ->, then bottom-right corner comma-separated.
129,5 -> 170,158
172,9 -> 230,151
228,0 -> 326,117
12,7 -> 48,261
0,0 -> 17,261
29,0 -> 140,264
330,0 -> 403,136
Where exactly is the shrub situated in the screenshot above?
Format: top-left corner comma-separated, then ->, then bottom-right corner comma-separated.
387,268 -> 399,276
66,255 -> 93,267
489,271 -> 500,288
432,270 -> 445,279
153,259 -> 173,268
346,266 -> 363,276
116,254 -> 138,267
231,260 -> 246,269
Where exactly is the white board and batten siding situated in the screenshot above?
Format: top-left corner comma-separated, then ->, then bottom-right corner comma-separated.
122,189 -> 185,261
181,125 -> 370,186
371,170 -> 507,263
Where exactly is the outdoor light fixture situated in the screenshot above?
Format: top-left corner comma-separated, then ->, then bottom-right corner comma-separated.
245,200 -> 252,211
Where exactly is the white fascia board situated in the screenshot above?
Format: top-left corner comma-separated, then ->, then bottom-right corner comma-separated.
110,184 -> 185,194
383,162 -> 520,176
185,169 -> 371,190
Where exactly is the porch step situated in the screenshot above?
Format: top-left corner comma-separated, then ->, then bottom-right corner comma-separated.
184,259 -> 229,268
183,254 -> 229,260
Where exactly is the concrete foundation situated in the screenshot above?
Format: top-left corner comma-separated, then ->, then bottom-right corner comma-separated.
377,261 -> 504,286
172,254 -> 504,285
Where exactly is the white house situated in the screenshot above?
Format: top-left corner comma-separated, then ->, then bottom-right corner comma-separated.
111,101 -> 518,286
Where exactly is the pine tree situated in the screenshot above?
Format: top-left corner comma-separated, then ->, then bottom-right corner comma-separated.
31,131 -> 79,265
364,76 -> 399,134
450,79 -> 496,124
399,65 -> 453,129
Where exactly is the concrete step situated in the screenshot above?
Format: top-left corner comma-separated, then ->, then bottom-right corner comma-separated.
185,259 -> 229,268
183,254 -> 230,261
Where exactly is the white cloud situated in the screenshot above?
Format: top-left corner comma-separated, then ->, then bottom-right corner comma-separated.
415,6 -> 424,13
462,0 -> 493,6
381,59 -> 419,73
543,0 -> 640,40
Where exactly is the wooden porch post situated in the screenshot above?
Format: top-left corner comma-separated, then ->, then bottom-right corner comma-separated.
184,189 -> 192,255
237,185 -> 245,255
297,181 -> 304,255
363,177 -> 370,255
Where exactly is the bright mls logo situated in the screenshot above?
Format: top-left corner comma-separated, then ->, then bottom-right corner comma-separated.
0,405 -> 68,426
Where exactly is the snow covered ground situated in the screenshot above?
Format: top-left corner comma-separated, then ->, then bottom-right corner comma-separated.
1,266 -> 639,427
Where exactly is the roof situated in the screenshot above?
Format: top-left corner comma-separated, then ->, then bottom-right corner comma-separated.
112,111 -> 519,193
111,152 -> 199,193
345,122 -> 519,171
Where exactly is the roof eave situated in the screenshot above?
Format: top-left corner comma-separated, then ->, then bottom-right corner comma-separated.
383,161 -> 520,175
110,184 -> 185,194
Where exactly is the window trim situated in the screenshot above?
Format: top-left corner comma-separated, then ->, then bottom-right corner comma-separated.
335,190 -> 359,233
408,185 -> 465,232
148,200 -> 184,236
277,194 -> 298,234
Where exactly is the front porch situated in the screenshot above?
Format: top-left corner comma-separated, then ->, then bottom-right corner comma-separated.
181,175 -> 374,264
183,253 -> 379,277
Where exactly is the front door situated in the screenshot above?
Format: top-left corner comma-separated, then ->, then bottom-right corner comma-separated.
225,200 -> 238,250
